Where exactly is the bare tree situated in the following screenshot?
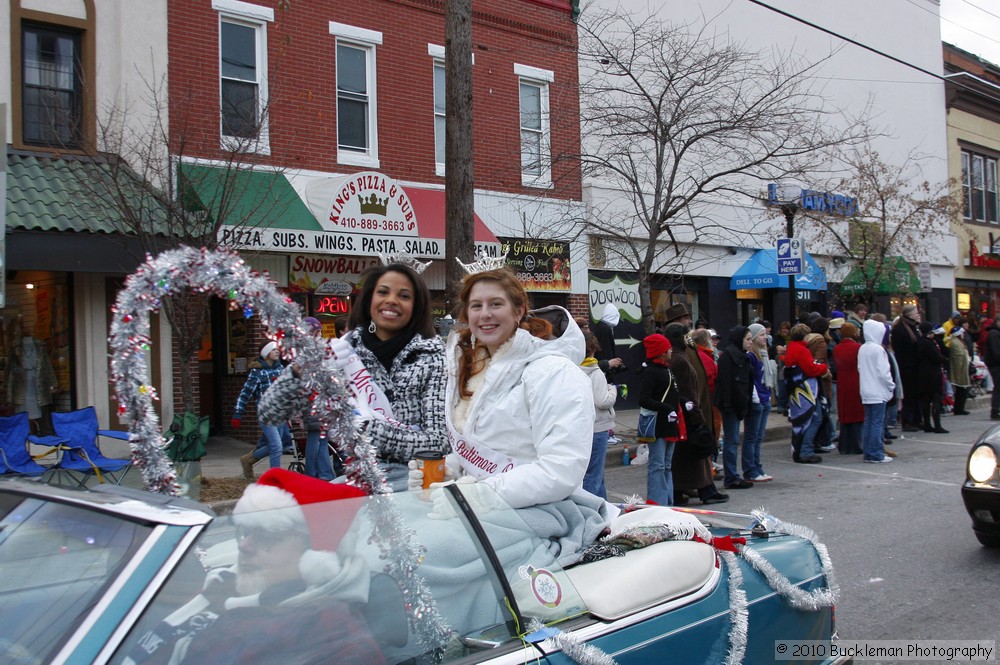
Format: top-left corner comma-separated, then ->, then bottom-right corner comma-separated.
574,8 -> 867,333
65,72 -> 295,413
796,146 -> 961,307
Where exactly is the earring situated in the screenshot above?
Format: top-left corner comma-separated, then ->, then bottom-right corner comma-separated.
368,321 -> 377,334
470,334 -> 477,350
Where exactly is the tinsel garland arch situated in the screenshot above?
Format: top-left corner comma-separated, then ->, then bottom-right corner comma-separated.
109,246 -> 451,653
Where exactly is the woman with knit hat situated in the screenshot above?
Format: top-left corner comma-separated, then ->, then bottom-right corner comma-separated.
638,334 -> 682,505
232,341 -> 288,478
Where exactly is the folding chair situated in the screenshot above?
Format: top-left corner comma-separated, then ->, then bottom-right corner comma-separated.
51,407 -> 132,486
0,411 -> 68,479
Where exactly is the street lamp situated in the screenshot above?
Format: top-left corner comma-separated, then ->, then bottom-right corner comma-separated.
773,183 -> 801,326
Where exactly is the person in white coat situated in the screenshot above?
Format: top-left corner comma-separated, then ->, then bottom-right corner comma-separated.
858,319 -> 896,464
443,267 -> 601,510
581,332 -> 617,498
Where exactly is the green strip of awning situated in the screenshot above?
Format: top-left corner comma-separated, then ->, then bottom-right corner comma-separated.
179,164 -> 320,231
840,256 -> 921,295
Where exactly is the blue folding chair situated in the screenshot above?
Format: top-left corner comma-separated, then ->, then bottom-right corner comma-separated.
0,411 -> 68,479
51,407 -> 132,486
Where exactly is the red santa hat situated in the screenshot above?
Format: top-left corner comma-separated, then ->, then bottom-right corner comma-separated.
233,468 -> 366,552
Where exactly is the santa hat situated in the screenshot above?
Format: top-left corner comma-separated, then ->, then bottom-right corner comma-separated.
233,468 -> 365,552
260,341 -> 278,358
644,333 -> 672,359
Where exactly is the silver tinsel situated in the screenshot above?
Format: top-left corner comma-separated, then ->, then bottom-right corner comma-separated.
719,551 -> 749,665
744,508 -> 840,611
527,619 -> 618,665
109,247 -> 450,653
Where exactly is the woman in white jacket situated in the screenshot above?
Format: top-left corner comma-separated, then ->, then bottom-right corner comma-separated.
444,268 -> 597,508
581,331 -> 617,498
858,319 -> 896,464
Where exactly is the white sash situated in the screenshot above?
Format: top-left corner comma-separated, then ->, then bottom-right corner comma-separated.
446,418 -> 527,480
340,353 -> 395,420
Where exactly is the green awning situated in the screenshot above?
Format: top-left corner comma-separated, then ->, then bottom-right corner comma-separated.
839,256 -> 921,295
179,164 -> 319,231
6,151 -> 169,234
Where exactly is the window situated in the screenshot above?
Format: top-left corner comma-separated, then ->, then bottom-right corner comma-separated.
962,148 -> 999,224
434,60 -> 446,173
22,23 -> 83,148
331,22 -> 382,168
214,1 -> 272,150
514,64 -> 553,187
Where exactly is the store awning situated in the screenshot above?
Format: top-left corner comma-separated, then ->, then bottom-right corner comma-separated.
730,249 -> 827,291
185,165 -> 500,258
839,256 -> 920,295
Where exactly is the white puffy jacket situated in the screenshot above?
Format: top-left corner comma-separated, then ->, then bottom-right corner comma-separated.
445,307 -> 595,509
858,319 -> 895,405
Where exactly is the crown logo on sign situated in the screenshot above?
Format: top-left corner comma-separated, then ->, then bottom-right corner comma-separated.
358,194 -> 389,216
378,253 -> 433,274
456,251 -> 509,275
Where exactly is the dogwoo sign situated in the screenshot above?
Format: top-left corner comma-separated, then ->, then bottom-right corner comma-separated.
587,272 -> 642,324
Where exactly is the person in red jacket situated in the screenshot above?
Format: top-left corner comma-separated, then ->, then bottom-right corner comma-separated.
784,323 -> 831,463
832,322 -> 864,454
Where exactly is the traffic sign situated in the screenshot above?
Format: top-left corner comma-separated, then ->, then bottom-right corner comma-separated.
776,238 -> 804,275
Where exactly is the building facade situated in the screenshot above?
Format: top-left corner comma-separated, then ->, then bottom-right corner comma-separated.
580,0 -> 955,338
168,0 -> 586,435
2,0 -> 172,432
945,42 -> 1000,320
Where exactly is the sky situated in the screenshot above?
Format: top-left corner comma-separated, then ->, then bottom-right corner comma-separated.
940,0 -> 1000,66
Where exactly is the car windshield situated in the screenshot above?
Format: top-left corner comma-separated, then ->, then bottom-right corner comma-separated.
111,486 -> 588,665
0,492 -> 153,663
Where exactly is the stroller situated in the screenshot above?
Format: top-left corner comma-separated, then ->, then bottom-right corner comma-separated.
969,355 -> 991,398
287,422 -> 345,477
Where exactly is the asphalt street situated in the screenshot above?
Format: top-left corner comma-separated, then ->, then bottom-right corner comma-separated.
605,405 -> 1000,654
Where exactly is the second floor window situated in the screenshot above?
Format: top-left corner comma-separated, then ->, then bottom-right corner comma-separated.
22,23 -> 82,148
962,148 -> 998,224
220,19 -> 263,139
337,43 -> 371,154
515,64 -> 553,187
434,60 -> 446,171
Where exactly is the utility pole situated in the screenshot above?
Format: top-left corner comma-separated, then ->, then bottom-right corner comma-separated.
444,0 -> 475,308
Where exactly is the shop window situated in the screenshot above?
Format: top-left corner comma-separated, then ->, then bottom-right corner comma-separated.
22,23 -> 83,148
214,0 -> 273,152
331,22 -> 382,168
515,64 -> 553,188
962,147 -> 999,224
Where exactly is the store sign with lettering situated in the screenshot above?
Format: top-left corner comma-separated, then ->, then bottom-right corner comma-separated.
588,272 -> 642,324
498,237 -> 571,292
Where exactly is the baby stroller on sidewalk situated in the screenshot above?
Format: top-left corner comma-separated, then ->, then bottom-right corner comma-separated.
969,355 -> 991,398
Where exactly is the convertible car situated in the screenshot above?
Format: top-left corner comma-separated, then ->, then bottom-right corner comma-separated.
962,426 -> 1000,548
0,476 -> 846,665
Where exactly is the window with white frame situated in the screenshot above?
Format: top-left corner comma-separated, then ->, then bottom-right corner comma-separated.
962,147 -> 999,224
515,64 -> 553,187
214,0 -> 272,151
331,22 -> 381,168
434,59 -> 446,173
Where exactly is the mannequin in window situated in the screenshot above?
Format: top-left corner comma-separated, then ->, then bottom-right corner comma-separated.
7,331 -> 58,433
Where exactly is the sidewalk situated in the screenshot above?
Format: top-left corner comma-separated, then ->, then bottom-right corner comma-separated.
180,394 -> 989,479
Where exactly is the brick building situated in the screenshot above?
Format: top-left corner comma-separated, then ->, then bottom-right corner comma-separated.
168,0 -> 587,436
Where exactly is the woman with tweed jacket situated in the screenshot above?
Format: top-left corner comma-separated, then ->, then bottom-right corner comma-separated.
260,262 -> 447,490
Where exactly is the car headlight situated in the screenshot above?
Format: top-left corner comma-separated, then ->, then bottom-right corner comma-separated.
969,445 -> 998,483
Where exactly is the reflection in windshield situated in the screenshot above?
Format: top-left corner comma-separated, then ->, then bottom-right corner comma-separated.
112,488 -> 587,665
0,497 -> 151,664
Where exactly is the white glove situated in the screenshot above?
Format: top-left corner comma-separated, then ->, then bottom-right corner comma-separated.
444,454 -> 462,482
666,411 -> 678,423
407,460 -> 424,492
328,337 -> 356,372
683,401 -> 696,412
428,476 -> 501,520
